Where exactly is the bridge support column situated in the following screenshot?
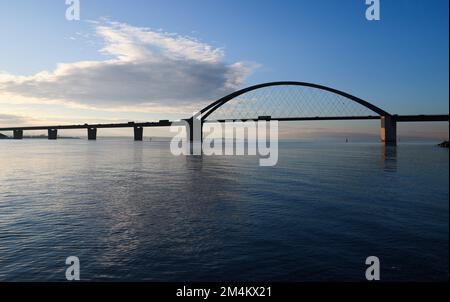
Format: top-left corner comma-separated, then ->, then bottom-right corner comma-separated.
134,126 -> 143,141
187,118 -> 203,144
48,129 -> 58,140
13,130 -> 23,140
88,128 -> 97,140
186,118 -> 203,155
381,115 -> 397,146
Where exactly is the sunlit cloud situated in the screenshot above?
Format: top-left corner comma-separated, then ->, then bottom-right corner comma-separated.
0,21 -> 255,112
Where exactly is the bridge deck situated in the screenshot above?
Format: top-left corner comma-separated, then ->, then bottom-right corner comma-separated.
0,115 -> 448,132
0,121 -> 172,131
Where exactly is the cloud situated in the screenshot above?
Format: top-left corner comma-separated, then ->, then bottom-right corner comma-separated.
0,21 -> 255,112
0,114 -> 29,125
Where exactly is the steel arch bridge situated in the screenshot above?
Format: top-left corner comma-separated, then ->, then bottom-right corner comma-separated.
1,81 -> 448,145
186,81 -> 448,145
194,81 -> 390,121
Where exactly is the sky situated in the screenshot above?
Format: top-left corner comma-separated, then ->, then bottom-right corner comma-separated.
0,0 -> 448,139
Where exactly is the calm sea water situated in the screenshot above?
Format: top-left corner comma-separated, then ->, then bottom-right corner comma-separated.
0,139 -> 448,281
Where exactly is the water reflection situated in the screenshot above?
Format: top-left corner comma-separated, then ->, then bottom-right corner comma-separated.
381,145 -> 397,172
0,139 -> 448,281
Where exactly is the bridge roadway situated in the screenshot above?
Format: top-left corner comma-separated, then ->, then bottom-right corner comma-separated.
0,114 -> 448,143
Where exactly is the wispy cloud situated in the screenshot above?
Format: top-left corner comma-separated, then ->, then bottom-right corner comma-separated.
0,21 -> 255,112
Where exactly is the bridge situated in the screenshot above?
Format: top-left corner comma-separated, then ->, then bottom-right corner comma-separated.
1,82 -> 448,145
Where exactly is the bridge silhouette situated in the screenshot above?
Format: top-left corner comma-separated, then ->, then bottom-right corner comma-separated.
1,82 -> 448,145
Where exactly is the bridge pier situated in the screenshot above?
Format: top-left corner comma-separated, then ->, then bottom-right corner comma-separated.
381,115 -> 397,146
188,119 -> 194,143
134,126 -> 143,141
48,129 -> 58,140
88,127 -> 97,140
187,118 -> 203,144
186,118 -> 203,155
13,130 -> 23,140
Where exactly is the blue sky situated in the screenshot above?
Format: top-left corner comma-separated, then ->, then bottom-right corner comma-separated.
0,0 -> 448,138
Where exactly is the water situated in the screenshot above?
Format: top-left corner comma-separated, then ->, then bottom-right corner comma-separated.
0,139 -> 448,281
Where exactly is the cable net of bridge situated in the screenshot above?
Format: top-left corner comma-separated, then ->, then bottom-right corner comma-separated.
205,85 -> 376,121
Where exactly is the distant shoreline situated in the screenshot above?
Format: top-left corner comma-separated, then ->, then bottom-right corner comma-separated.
1,133 -> 448,144
0,134 -> 80,140
438,141 -> 449,148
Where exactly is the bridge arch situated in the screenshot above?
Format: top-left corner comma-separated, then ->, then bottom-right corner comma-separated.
187,81 -> 397,145
194,81 -> 391,121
